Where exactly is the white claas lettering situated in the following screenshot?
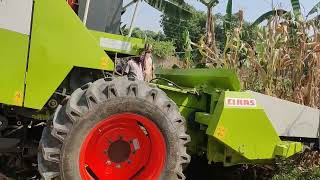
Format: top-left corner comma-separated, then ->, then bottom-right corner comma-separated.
226,98 -> 256,107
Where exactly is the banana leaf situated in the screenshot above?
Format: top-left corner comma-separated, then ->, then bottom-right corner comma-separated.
290,0 -> 301,18
198,0 -> 219,8
225,0 -> 232,31
307,2 -> 320,17
144,0 -> 193,19
251,9 -> 288,27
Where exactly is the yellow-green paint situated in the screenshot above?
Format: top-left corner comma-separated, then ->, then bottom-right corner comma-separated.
0,0 -> 146,109
207,136 -> 248,165
24,0 -> 114,109
274,141 -> 303,157
156,73 -> 302,165
0,29 -> 29,107
91,31 -> 145,56
195,112 -> 213,126
156,68 -> 241,92
206,91 -> 302,161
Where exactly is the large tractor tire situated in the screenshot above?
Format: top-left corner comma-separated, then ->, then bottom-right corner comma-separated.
38,77 -> 191,180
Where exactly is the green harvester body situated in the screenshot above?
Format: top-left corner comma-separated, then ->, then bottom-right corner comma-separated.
156,69 -> 302,165
0,0 -> 302,168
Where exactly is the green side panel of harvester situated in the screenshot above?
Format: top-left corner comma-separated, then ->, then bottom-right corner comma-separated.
207,91 -> 281,160
155,69 -> 302,166
91,31 -> 145,56
206,91 -> 302,165
0,29 -> 29,106
24,0 -> 115,109
0,0 -> 146,109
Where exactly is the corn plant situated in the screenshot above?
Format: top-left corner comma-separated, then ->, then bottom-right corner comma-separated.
244,16 -> 320,108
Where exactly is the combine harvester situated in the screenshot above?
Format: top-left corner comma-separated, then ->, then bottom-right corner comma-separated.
0,0 -> 319,179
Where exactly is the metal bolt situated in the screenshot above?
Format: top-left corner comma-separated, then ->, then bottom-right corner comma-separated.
116,164 -> 121,168
106,161 -> 112,165
48,99 -> 58,108
98,129 -> 102,133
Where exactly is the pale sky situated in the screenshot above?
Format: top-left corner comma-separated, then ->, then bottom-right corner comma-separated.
122,0 -> 319,32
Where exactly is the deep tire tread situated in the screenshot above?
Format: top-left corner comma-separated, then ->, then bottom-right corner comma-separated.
38,77 -> 190,180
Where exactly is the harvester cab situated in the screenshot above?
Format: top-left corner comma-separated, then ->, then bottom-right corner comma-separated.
0,0 -> 319,179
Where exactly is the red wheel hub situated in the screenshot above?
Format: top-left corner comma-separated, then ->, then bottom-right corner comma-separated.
79,113 -> 166,180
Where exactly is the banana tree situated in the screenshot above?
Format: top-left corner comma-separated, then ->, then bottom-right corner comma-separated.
198,0 -> 219,51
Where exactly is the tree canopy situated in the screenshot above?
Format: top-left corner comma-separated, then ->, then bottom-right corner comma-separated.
161,8 -> 207,51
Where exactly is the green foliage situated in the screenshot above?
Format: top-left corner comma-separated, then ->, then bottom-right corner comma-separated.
272,167 -> 320,180
122,27 -> 175,59
224,0 -> 233,33
122,27 -> 166,41
182,30 -> 192,65
307,1 -> 320,17
161,7 -> 207,51
161,7 -> 227,52
251,9 -> 288,26
252,0 -> 302,26
147,39 -> 176,59
144,0 -> 193,19
198,0 -> 219,8
272,156 -> 320,180
290,0 -> 302,19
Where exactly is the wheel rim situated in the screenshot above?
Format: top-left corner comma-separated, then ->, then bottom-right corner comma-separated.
79,113 -> 166,180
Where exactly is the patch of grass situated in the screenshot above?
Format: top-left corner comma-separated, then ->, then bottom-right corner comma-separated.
272,165 -> 320,180
272,151 -> 320,180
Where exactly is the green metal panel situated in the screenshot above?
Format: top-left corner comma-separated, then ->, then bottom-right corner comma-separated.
24,0 -> 114,109
206,91 -> 302,161
0,29 -> 29,106
91,31 -> 145,56
152,83 -> 208,114
156,69 -> 241,91
165,91 -> 208,112
207,136 -> 248,165
155,78 -> 302,165
195,112 -> 213,126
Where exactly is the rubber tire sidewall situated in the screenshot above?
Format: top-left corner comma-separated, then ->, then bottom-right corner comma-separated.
61,97 -> 179,180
